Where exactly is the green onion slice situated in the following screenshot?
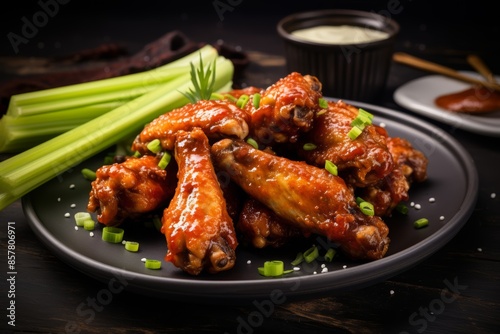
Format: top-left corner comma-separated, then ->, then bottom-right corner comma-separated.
359,201 -> 375,216
324,248 -> 336,262
81,168 -> 96,181
145,259 -> 162,270
102,227 -> 124,243
252,93 -> 261,109
348,126 -> 363,140
236,94 -> 249,109
147,139 -> 162,153
246,138 -> 259,149
414,218 -> 429,229
258,260 -> 291,277
125,241 -> 140,252
395,203 -> 408,215
83,219 -> 96,231
302,143 -> 317,151
325,160 -> 338,176
303,245 -> 319,263
291,252 -> 304,266
74,212 -> 91,227
318,97 -> 328,109
158,151 -> 171,169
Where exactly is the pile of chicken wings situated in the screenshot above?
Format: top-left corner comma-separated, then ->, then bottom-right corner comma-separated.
87,72 -> 428,275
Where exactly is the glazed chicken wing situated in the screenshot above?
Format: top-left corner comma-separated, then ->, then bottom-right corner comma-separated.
211,139 -> 390,260
162,128 -> 237,275
131,99 -> 249,154
87,155 -> 177,225
358,137 -> 428,216
298,100 -> 394,187
246,72 -> 323,144
237,197 -> 304,249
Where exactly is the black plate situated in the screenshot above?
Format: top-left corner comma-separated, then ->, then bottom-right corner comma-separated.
23,100 -> 478,303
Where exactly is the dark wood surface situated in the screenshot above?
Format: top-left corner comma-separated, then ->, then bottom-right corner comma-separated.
1,1 -> 499,333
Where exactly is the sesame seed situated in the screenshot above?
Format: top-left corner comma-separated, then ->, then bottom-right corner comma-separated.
414,204 -> 421,210
57,197 -> 61,202
89,232 -> 94,237
313,271 -> 317,274
390,290 -> 395,295
379,122 -> 386,128
477,247 -> 483,252
439,216 -> 445,221
321,267 -> 328,273
70,203 -> 76,208
491,193 -> 497,199
293,267 -> 301,271
410,202 -> 415,207
342,265 -> 347,269
69,184 -> 75,189
74,226 -> 79,231
246,260 -> 252,264
428,197 -> 435,203
141,258 -> 147,262
321,263 -> 326,268
64,212 -> 70,218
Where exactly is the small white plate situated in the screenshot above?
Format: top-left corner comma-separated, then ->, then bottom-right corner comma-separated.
394,71 -> 500,137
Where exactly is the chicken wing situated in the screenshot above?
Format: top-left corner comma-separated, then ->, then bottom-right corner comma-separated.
211,139 -> 390,260
162,128 -> 237,275
298,100 -> 394,187
246,72 -> 323,145
237,197 -> 304,249
87,154 -> 177,225
131,99 -> 249,154
358,137 -> 428,216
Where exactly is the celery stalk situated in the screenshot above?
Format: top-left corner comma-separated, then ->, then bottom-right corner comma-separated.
0,52 -> 233,211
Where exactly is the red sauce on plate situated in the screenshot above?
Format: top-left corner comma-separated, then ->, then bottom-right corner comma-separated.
435,86 -> 500,113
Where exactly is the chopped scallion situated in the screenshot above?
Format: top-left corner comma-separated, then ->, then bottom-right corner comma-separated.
395,202 -> 408,215
102,227 -> 125,243
145,259 -> 162,270
124,241 -> 140,252
158,151 -> 171,169
83,219 -> 96,231
348,126 -> 363,140
414,218 -> 429,229
252,93 -> 261,109
325,160 -> 338,176
74,212 -> 91,227
81,168 -> 96,181
147,139 -> 162,153
359,201 -> 375,216
303,143 -> 317,151
318,97 -> 328,109
246,138 -> 259,149
258,260 -> 292,277
324,248 -> 336,262
291,252 -> 304,266
236,94 -> 249,109
303,245 -> 319,263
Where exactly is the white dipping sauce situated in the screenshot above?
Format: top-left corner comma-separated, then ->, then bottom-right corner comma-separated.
291,25 -> 389,44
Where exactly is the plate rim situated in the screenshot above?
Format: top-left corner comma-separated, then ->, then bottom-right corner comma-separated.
22,100 -> 479,302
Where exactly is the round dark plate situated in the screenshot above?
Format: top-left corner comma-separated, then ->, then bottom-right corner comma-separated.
23,100 -> 478,303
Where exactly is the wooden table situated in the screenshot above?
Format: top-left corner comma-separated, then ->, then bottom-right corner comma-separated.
1,1 -> 499,333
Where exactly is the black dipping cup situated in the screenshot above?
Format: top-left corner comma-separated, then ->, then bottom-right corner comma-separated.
277,9 -> 399,102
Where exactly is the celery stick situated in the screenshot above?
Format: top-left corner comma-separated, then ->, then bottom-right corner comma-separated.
0,54 -> 233,211
0,101 -> 124,152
